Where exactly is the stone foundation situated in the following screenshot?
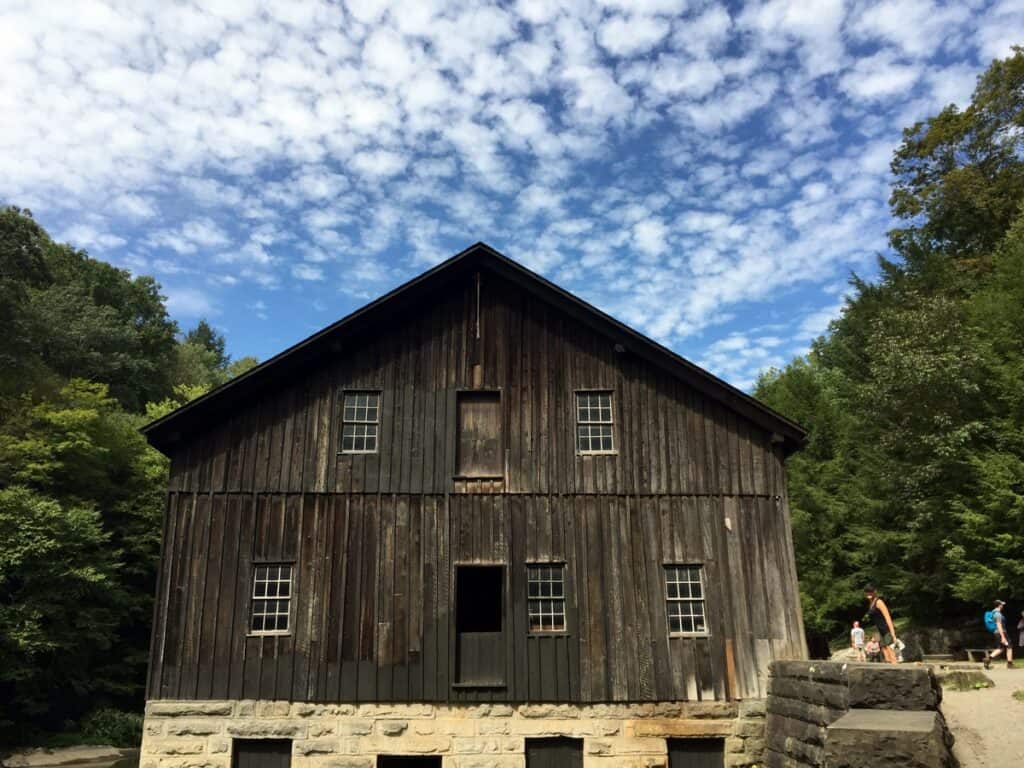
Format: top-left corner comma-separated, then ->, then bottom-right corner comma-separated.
141,700 -> 767,768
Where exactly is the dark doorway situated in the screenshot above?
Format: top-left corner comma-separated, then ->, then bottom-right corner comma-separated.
668,738 -> 725,767
232,740 -> 291,768
377,759 -> 442,767
526,737 -> 583,768
455,565 -> 505,685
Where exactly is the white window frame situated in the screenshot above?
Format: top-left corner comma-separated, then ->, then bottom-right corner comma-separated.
527,563 -> 568,634
575,390 -> 616,455
340,390 -> 381,454
664,564 -> 709,637
249,563 -> 293,636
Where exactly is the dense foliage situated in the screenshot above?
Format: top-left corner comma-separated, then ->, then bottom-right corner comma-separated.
0,208 -> 255,745
756,49 -> 1024,641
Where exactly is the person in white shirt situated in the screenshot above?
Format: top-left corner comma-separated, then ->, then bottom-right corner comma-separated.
850,621 -> 866,662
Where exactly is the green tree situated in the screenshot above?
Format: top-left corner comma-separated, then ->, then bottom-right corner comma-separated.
0,206 -> 179,413
757,48 -> 1024,640
0,380 -> 168,709
890,46 -> 1024,267
0,208 -> 52,402
185,319 -> 228,369
0,208 -> 258,742
0,486 -> 123,740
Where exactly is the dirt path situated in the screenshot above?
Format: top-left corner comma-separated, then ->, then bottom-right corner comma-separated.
941,667 -> 1024,768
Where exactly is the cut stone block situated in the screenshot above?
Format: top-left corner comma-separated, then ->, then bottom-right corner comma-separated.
822,710 -> 952,768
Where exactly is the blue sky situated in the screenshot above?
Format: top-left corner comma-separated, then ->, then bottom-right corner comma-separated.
1,0 -> 1018,389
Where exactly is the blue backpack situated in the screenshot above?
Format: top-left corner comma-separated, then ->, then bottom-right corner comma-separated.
984,610 -> 999,633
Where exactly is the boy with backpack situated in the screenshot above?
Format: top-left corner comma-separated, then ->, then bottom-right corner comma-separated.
984,599 -> 1014,669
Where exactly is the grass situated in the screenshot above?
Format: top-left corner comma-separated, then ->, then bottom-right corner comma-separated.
1013,690 -> 1024,703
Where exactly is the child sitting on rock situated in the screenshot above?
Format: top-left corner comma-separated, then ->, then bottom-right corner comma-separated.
865,634 -> 882,663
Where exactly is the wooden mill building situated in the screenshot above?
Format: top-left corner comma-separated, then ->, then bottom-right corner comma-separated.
140,243 -> 807,768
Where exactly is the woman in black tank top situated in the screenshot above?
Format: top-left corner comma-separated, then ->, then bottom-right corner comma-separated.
864,585 -> 899,664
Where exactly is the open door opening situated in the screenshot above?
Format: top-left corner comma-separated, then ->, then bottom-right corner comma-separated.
454,564 -> 505,685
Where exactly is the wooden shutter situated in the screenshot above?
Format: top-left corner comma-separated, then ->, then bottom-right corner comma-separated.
668,738 -> 725,768
526,738 -> 583,768
456,391 -> 502,477
232,740 -> 291,768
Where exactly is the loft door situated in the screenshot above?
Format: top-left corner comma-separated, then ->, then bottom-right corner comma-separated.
526,738 -> 583,768
456,391 -> 502,478
668,738 -> 725,768
232,740 -> 291,768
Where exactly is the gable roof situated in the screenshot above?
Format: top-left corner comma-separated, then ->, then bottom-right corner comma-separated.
143,242 -> 806,455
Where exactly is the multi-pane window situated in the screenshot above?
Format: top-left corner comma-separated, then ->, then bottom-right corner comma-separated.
341,391 -> 380,453
665,564 -> 707,635
576,391 -> 614,453
527,564 -> 567,632
250,564 -> 292,634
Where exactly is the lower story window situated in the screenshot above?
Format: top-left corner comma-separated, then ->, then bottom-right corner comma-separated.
527,563 -> 567,632
665,564 -> 707,635
251,563 -> 293,634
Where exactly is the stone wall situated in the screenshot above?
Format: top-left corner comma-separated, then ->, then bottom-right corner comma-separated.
764,661 -> 955,768
141,699 -> 767,768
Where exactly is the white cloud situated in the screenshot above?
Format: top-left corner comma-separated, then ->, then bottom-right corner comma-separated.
851,0 -> 970,59
840,52 -> 923,101
633,218 -> 670,260
292,263 -> 324,281
165,285 -> 218,318
351,149 -> 408,178
111,193 -> 157,219
597,14 -> 671,57
59,224 -> 126,251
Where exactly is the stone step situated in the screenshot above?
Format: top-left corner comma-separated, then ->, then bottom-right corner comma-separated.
822,710 -> 953,768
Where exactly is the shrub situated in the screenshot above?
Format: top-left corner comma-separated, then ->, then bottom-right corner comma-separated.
80,708 -> 142,747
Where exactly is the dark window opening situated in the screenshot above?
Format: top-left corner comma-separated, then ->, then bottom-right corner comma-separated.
455,565 -> 505,685
456,566 -> 503,632
667,738 -> 724,767
526,737 -> 583,768
377,759 -> 442,768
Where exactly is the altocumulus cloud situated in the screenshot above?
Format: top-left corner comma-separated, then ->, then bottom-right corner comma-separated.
0,0 -> 1013,387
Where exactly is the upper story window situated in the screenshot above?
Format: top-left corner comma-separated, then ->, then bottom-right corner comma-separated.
665,564 -> 707,636
575,391 -> 614,454
341,391 -> 381,453
527,563 -> 567,633
250,563 -> 293,635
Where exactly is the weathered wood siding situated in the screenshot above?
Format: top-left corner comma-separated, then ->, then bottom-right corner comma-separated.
148,270 -> 806,703
165,273 -> 786,498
